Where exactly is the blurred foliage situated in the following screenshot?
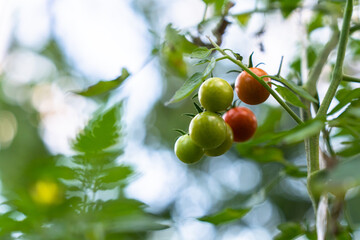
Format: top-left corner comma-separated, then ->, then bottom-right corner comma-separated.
1,0 -> 360,239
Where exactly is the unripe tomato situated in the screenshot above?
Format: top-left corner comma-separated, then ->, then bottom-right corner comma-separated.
199,77 -> 233,112
174,134 -> 204,164
223,107 -> 257,142
205,123 -> 233,156
235,68 -> 271,105
189,111 -> 227,149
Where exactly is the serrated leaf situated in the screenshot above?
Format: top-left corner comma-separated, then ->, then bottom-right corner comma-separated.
275,86 -> 307,108
203,57 -> 216,78
166,72 -> 203,105
101,166 -> 134,183
198,208 -> 251,225
165,24 -> 196,54
329,88 -> 360,115
274,222 -> 304,240
55,166 -> 78,180
282,118 -> 325,144
75,68 -> 130,97
99,198 -> 146,217
73,105 -> 121,153
189,47 -> 212,59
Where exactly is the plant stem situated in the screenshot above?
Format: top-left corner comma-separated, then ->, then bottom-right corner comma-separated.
300,29 -> 339,178
349,24 -> 360,34
316,0 -> 353,118
208,37 -> 303,124
202,4 -> 208,22
342,74 -> 360,83
305,29 -> 339,96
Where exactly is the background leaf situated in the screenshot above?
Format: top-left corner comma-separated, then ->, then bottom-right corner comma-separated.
275,86 -> 307,108
274,222 -> 305,240
73,105 -> 121,153
75,68 -> 130,97
198,208 -> 251,225
189,47 -> 212,59
166,72 -> 203,104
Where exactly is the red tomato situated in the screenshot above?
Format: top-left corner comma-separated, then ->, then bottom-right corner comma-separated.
235,68 -> 271,105
223,107 -> 257,142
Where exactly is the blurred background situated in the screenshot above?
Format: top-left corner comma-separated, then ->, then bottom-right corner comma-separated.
0,0 -> 359,239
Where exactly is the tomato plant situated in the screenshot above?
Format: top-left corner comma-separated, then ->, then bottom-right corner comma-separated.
189,111 -> 227,149
235,68 -> 271,105
223,107 -> 257,142
205,123 -> 233,156
174,134 -> 204,164
198,77 -> 233,112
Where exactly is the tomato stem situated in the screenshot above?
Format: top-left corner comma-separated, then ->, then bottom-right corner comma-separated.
316,0 -> 353,118
208,37 -> 303,124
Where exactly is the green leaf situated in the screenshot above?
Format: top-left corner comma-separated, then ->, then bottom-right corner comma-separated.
166,72 -> 204,105
275,86 -> 307,108
312,158 -> 360,195
75,68 -> 130,97
254,106 -> 283,137
163,24 -> 197,76
337,140 -> 360,157
194,59 -> 210,66
284,165 -> 307,178
329,88 -> 360,115
278,78 -> 318,103
290,47 -> 317,75
193,102 -> 203,113
198,208 -> 251,225
274,222 -> 304,240
307,13 -> 324,34
189,47 -> 212,59
101,166 -> 134,183
202,0 -> 228,15
214,0 -> 227,15
279,0 -> 301,18
235,13 -> 251,26
165,24 -> 197,54
236,144 -> 285,163
73,105 -> 121,153
203,57 -> 216,78
248,52 -> 254,68
55,166 -> 78,180
282,118 -> 325,144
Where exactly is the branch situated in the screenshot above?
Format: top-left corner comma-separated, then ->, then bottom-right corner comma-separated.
342,74 -> 360,83
316,0 -> 353,118
305,29 -> 340,97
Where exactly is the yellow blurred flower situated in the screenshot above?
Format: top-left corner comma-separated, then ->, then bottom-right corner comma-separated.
30,180 -> 62,206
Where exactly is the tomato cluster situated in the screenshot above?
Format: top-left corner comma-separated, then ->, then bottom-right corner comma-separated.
175,68 -> 270,164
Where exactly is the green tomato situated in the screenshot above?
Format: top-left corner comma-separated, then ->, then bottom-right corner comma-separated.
174,134 -> 204,164
189,111 -> 227,149
205,123 -> 233,156
199,77 -> 233,112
